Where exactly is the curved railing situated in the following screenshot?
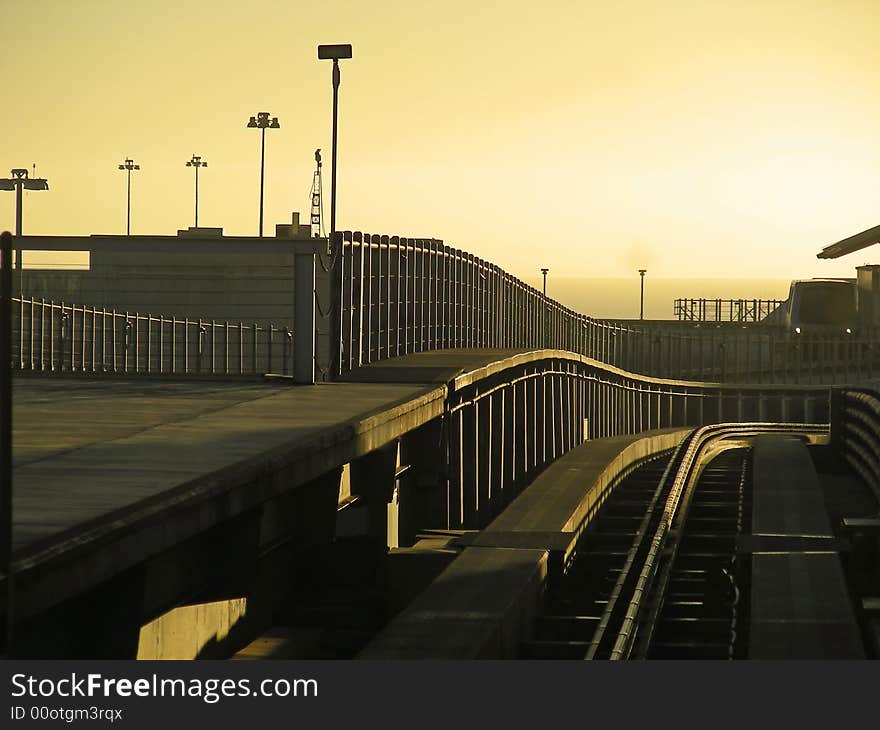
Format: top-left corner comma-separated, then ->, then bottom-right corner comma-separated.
329,231 -> 880,384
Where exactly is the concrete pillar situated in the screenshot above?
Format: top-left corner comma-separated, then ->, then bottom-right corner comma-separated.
514,379 -> 527,488
349,442 -> 399,550
294,251 -> 316,384
398,418 -> 445,542
476,397 -> 491,525
460,404 -> 478,527
489,389 -> 505,516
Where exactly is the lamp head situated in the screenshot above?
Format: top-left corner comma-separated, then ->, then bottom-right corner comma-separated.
318,43 -> 353,60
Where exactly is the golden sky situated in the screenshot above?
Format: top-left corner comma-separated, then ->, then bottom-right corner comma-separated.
2,0 -> 879,281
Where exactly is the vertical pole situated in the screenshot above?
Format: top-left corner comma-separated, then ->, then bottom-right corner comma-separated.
1,230 -> 13,654
194,164 -> 199,228
126,168 -> 132,236
639,269 -> 646,320
14,182 -> 23,296
330,58 -> 340,237
259,127 -> 266,237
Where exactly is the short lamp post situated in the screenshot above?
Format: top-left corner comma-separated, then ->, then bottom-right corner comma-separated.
639,269 -> 647,320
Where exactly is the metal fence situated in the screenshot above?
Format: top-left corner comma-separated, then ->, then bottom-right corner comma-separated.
673,297 -> 785,322
442,351 -> 830,528
832,388 -> 880,502
329,231 -> 880,384
11,297 -> 294,376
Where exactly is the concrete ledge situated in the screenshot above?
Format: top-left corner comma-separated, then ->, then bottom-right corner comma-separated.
358,547 -> 548,659
471,428 -> 689,566
12,382 -> 447,622
359,428 -> 688,659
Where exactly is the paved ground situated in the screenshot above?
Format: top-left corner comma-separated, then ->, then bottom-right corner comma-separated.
11,375 -> 444,553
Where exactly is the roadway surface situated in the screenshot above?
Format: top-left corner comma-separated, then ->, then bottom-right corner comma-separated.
11,376 -> 448,554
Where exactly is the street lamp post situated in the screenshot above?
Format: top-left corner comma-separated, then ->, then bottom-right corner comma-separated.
639,269 -> 647,320
541,268 -> 549,296
118,158 -> 140,236
0,169 -> 49,293
318,43 -> 353,238
186,155 -> 207,228
246,112 -> 280,237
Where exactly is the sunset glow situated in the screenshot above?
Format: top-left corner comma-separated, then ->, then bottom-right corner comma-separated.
3,0 -> 879,282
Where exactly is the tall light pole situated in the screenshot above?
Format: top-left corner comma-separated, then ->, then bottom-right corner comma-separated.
186,155 -> 207,227
318,43 -> 353,238
0,169 -> 49,293
541,268 -> 549,296
639,269 -> 647,320
246,112 -> 280,237
118,158 -> 140,236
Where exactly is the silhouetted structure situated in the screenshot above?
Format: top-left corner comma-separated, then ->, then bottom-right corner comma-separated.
318,43 -> 353,236
246,112 -> 280,237
117,158 -> 139,236
185,155 -> 207,227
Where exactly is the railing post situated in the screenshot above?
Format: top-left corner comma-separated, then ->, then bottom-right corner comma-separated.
294,248 -> 316,384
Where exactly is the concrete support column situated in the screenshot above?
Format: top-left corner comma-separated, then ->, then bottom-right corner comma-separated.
476,397 -> 491,525
294,251 -> 316,384
501,385 -> 514,500
489,389 -> 505,517
515,379 -> 527,488
349,442 -> 399,550
461,403 -> 478,527
398,418 -> 444,542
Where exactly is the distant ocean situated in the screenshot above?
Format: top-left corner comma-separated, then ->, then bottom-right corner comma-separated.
523,278 -> 792,321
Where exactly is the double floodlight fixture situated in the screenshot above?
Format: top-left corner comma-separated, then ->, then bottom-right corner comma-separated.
118,158 -> 140,172
247,112 -> 280,130
1,169 -> 48,191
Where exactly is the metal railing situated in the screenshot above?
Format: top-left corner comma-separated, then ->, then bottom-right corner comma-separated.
442,350 -> 830,528
330,231 -> 650,375
832,388 -> 880,502
674,297 -> 785,322
10,296 -> 293,376
329,232 -> 880,384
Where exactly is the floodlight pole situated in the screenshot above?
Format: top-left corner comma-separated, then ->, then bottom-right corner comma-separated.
1,169 -> 49,294
247,112 -> 280,237
118,158 -> 140,236
541,268 -> 549,296
186,155 -> 207,227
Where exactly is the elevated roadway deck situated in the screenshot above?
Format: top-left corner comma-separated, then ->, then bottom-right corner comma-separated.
8,350 -> 538,626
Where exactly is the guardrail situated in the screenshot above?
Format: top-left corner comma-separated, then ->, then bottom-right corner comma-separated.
10,296 -> 294,376
442,350 -> 830,527
832,388 -> 880,502
329,231 -> 880,384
